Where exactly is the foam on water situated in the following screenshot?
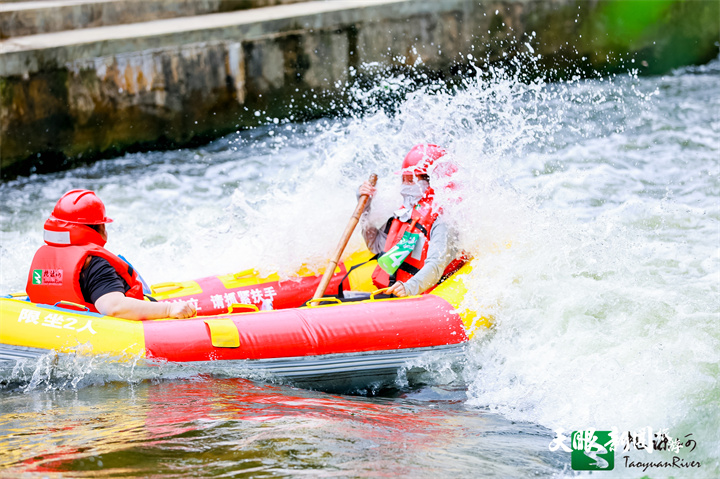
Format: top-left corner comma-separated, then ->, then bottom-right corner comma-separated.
1,54 -> 718,473
447,59 -> 720,471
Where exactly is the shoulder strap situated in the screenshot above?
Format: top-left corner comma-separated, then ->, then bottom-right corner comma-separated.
336,254 -> 379,299
383,217 -> 394,234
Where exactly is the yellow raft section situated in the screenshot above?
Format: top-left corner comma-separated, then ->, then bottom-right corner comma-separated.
1,250 -> 490,356
0,297 -> 147,358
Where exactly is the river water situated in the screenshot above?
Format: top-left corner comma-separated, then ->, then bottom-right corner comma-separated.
1,56 -> 718,477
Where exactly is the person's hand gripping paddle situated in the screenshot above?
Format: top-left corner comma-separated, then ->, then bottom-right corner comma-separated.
312,174 -> 378,300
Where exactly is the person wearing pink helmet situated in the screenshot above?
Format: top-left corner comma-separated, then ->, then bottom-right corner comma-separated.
358,144 -> 462,297
26,189 -> 196,320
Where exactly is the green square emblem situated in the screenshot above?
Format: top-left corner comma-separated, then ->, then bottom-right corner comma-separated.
571,430 -> 614,471
32,269 -> 43,285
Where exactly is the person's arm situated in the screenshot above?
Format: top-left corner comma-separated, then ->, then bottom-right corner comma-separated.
82,256 -> 195,320
357,181 -> 387,254
387,219 -> 457,297
360,213 -> 387,255
94,292 -> 195,320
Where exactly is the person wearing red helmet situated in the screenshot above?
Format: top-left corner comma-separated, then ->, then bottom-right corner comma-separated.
26,189 -> 196,320
358,144 -> 461,297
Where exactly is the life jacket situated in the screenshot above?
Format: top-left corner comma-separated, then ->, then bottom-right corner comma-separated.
372,195 -> 442,289
26,218 -> 144,312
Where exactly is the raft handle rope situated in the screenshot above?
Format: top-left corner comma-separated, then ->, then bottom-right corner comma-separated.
53,300 -> 90,312
370,288 -> 391,301
150,282 -> 183,294
306,297 -> 343,308
228,303 -> 259,314
233,269 -> 259,280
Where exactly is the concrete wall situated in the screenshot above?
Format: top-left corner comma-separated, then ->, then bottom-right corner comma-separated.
0,0 -> 311,38
1,0 -> 718,178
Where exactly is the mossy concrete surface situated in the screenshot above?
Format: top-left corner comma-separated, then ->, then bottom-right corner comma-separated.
0,0 -> 311,38
526,0 -> 720,75
1,0 -> 718,178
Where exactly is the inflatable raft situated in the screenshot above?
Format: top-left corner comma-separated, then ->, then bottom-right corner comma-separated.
0,250 -> 488,391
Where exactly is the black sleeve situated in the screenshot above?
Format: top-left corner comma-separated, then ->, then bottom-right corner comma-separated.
79,256 -> 128,304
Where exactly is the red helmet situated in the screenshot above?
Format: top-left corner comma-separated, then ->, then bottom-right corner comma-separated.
397,144 -> 446,175
429,160 -> 460,191
50,189 -> 113,225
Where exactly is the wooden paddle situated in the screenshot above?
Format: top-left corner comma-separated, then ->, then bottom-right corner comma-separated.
312,173 -> 378,300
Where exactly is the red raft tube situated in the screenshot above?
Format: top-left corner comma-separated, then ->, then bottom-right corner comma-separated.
148,250 -> 381,315
0,250 -> 485,392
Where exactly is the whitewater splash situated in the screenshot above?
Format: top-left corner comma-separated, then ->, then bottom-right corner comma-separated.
1,52 -> 718,472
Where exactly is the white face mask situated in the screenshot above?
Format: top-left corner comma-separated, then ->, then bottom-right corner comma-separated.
399,180 -> 429,210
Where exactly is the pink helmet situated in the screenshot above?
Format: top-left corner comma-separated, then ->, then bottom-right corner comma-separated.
397,144 -> 446,175
429,160 -> 459,190
430,161 -> 459,189
50,189 -> 113,225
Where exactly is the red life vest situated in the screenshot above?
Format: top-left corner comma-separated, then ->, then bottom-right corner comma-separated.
372,197 -> 439,289
26,218 -> 144,312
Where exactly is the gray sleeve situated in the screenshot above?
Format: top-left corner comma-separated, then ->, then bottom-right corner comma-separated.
401,218 -> 457,296
357,187 -> 386,255
360,212 -> 387,255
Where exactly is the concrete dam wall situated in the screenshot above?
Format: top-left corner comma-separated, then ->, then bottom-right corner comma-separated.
1,0 -> 718,178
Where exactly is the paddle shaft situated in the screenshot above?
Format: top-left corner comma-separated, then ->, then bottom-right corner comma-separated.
312,174 -> 378,300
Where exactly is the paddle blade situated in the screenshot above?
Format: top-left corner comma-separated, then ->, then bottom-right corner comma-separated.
377,232 -> 420,275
